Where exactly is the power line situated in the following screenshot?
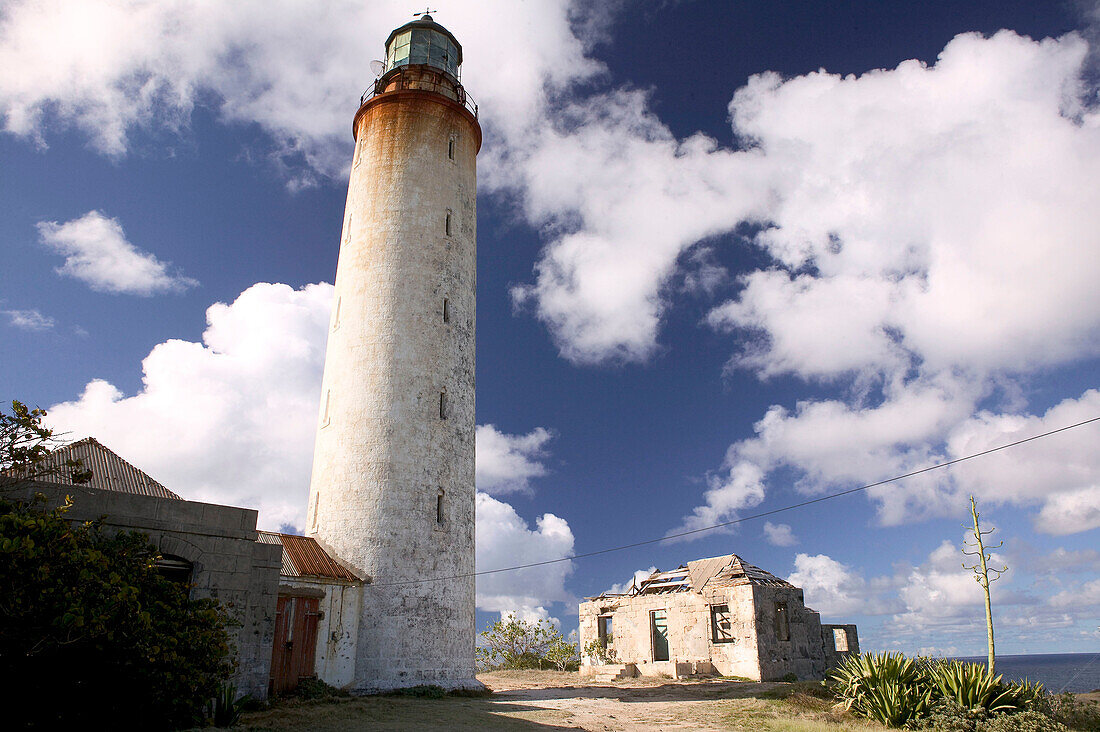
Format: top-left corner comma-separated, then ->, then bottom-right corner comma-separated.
370,415 -> 1100,587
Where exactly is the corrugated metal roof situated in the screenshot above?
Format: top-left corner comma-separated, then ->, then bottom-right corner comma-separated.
257,531 -> 361,582
28,437 -> 182,500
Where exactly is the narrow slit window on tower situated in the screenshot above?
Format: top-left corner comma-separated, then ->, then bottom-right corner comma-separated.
439,392 -> 447,419
436,489 -> 446,525
445,210 -> 452,237
321,389 -> 331,428
447,136 -> 456,161
443,298 -> 450,323
344,213 -> 353,243
333,296 -> 341,331
310,491 -> 320,530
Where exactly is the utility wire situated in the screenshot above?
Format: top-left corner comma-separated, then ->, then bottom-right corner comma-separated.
370,415 -> 1100,587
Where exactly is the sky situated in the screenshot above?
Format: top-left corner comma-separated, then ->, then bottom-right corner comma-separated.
2,0 -> 1099,657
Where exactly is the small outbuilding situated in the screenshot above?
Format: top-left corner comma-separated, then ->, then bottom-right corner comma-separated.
257,531 -> 364,693
579,553 -> 858,681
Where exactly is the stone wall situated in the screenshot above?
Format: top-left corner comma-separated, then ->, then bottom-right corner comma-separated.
3,482 -> 281,699
750,585 -> 828,681
821,623 -> 860,669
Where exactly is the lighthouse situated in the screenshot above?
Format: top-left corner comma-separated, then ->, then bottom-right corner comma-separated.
306,13 -> 480,690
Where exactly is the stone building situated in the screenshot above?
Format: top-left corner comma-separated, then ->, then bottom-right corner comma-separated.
2,437 -> 283,699
579,553 -> 858,681
304,13 -> 481,691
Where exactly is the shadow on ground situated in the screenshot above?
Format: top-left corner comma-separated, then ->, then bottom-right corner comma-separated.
234,696 -> 580,731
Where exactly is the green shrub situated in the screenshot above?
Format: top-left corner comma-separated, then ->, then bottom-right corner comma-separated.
0,496 -> 234,729
779,672 -> 799,682
1040,692 -> 1100,731
976,710 -> 1068,732
293,676 -> 350,700
929,660 -> 1019,714
388,684 -> 447,698
830,652 -> 933,726
211,683 -> 250,727
911,699 -> 988,731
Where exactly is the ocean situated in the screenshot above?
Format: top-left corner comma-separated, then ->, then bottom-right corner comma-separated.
955,653 -> 1100,693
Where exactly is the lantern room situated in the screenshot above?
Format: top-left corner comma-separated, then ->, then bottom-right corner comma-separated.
384,14 -> 461,78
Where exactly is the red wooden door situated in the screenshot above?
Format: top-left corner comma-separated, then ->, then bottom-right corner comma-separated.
269,596 -> 321,694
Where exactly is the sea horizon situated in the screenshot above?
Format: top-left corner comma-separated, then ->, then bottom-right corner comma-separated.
950,652 -> 1100,694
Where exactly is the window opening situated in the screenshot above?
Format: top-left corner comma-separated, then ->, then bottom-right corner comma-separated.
651,610 -> 669,661
445,210 -> 452,237
321,389 -> 331,427
442,298 -> 450,323
155,555 -> 193,585
833,628 -> 849,652
774,602 -> 790,642
597,616 -> 613,650
310,492 -> 320,530
436,489 -> 445,524
344,213 -> 353,243
333,297 -> 341,331
448,137 -> 455,160
439,392 -> 447,419
710,604 -> 734,643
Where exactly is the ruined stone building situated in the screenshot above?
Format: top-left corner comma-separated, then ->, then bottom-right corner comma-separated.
579,553 -> 859,681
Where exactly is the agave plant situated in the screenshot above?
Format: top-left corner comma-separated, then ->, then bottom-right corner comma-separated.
211,682 -> 250,728
829,652 -> 933,726
928,660 -> 1020,714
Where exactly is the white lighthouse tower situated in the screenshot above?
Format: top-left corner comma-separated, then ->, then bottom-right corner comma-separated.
306,13 -> 480,690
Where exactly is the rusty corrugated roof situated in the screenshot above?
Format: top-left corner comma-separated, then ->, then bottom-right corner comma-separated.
27,437 -> 182,500
257,531 -> 361,582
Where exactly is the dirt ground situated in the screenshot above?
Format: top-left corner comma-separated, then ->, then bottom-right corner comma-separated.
233,670 -> 883,731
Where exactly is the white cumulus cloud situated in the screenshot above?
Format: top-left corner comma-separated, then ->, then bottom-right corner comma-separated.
475,424 -> 553,496
475,492 -> 575,616
37,211 -> 197,295
763,521 -> 798,547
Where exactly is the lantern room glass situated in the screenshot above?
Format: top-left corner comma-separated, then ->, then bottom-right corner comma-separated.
386,29 -> 459,77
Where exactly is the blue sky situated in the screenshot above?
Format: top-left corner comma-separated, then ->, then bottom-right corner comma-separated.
2,1 -> 1099,656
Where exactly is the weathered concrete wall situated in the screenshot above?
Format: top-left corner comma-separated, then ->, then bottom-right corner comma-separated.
751,585 -> 828,681
278,578 -> 363,689
305,83 -> 480,690
821,623 -> 860,669
3,482 -> 281,699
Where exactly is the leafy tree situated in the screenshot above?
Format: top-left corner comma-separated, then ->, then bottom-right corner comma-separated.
0,496 -> 235,729
477,615 -> 577,671
544,630 -> 580,671
0,400 -> 91,487
0,400 -> 233,729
